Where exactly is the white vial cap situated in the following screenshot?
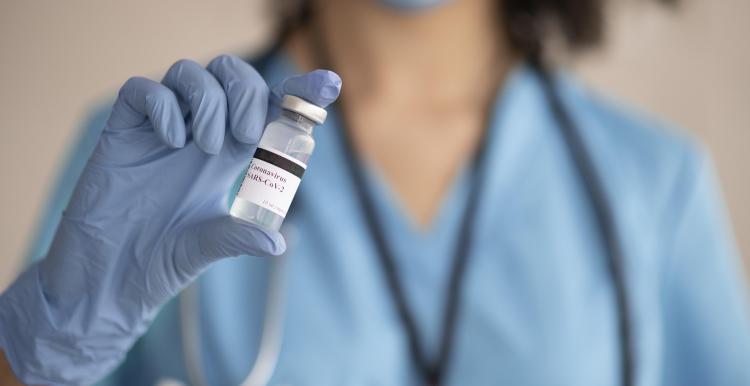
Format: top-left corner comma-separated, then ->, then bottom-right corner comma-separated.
281,95 -> 327,124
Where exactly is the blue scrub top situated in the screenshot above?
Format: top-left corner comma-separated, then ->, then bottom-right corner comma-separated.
28,50 -> 750,386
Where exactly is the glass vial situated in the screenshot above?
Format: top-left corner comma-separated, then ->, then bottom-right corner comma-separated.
230,95 -> 327,230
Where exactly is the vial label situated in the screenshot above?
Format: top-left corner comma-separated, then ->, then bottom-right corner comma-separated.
237,147 -> 307,218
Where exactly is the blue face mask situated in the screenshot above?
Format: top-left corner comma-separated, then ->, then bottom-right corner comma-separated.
378,0 -> 450,11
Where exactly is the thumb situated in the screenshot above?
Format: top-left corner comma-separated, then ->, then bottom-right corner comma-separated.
171,217 -> 286,283
149,217 -> 285,306
194,216 -> 286,259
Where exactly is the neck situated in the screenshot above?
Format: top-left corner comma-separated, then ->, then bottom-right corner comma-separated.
285,0 -> 517,227
289,0 -> 515,107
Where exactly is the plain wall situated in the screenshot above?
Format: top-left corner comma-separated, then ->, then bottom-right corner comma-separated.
0,0 -> 748,289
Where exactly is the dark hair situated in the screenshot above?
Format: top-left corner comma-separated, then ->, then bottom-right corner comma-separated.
276,0 -> 676,58
504,0 -> 676,56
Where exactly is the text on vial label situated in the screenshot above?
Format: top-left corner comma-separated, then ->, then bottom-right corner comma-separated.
236,147 -> 306,218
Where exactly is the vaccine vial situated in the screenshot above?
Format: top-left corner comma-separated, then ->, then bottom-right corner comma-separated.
230,95 -> 327,231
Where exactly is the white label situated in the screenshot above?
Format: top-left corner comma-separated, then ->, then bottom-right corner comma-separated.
236,147 -> 306,218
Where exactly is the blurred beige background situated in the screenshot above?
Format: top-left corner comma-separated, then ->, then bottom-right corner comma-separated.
0,0 -> 747,289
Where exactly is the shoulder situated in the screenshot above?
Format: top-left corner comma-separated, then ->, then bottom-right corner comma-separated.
553,71 -> 713,236
560,72 -> 704,172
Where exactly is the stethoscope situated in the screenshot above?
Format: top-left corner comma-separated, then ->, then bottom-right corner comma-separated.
179,53 -> 634,386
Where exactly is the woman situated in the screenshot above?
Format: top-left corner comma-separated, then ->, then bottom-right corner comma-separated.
1,0 -> 749,385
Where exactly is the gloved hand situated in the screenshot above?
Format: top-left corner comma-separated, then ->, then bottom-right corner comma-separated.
0,54 -> 342,385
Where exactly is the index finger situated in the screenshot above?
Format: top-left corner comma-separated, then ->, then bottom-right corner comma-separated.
272,69 -> 342,108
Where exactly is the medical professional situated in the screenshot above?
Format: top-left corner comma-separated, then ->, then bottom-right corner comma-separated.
2,0 -> 750,384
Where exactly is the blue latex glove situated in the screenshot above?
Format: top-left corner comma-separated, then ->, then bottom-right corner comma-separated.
0,55 -> 341,385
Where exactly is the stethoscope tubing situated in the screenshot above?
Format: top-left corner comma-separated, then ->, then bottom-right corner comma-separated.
530,59 -> 635,386
181,253 -> 290,386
